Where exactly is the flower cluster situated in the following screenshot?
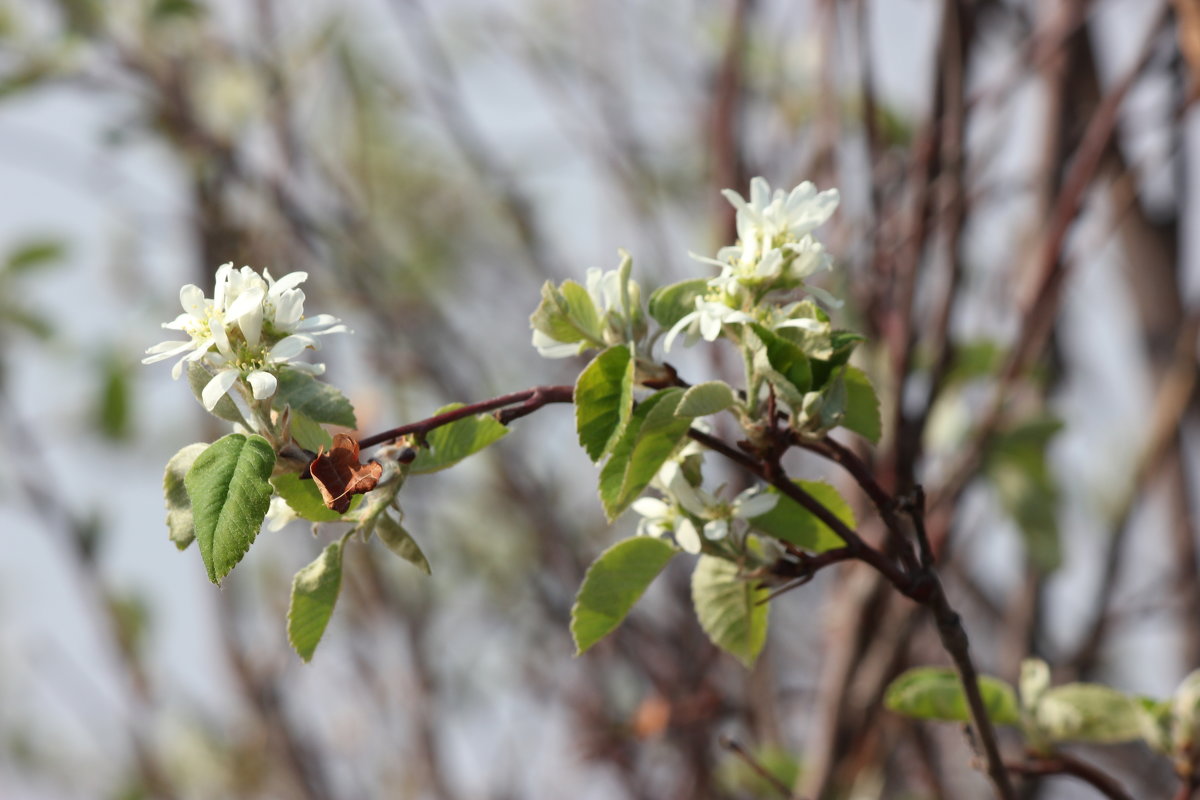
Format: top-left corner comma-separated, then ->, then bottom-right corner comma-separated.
665,177 -> 840,351
143,263 -> 347,411
531,253 -> 645,359
633,460 -> 778,554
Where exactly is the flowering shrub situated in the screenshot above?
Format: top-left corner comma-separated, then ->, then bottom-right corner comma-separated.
147,178 -> 1198,799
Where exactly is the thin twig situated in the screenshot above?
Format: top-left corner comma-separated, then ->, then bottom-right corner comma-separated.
1007,753 -> 1136,800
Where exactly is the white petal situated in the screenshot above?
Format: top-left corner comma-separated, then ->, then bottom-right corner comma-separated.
804,283 -> 844,309
673,482 -> 713,518
532,329 -> 580,358
273,289 -> 305,327
269,270 -> 307,297
210,318 -> 234,357
202,369 -> 240,411
225,286 -> 265,321
268,335 -> 311,361
246,370 -> 277,400
703,519 -> 730,541
294,313 -> 341,331
734,491 -> 779,519
631,497 -> 671,519
749,177 -> 770,209
143,339 -> 193,360
288,361 -> 325,375
179,284 -> 207,316
698,309 -> 724,341
662,310 -> 699,353
212,263 -> 234,309
774,317 -> 826,332
675,519 -> 701,554
239,305 -> 264,348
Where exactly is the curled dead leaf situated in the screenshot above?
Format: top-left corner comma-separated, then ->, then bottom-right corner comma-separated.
308,433 -> 383,513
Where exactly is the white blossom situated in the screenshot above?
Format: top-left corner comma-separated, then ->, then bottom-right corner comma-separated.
695,177 -> 842,305
145,263 -> 348,410
630,495 -> 702,554
662,296 -> 754,352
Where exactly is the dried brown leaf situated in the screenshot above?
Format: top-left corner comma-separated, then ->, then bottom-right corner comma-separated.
308,433 -> 382,513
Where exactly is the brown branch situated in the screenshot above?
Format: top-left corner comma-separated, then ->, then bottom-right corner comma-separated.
1007,753 -> 1135,800
357,385 -> 575,449
689,429 -> 1014,800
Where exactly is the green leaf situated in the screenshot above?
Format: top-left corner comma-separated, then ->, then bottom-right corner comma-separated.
717,744 -> 801,799
187,361 -> 246,426
575,345 -> 635,461
809,330 -> 865,389
1033,683 -> 1143,744
749,324 -> 812,401
945,339 -> 1003,385
1019,658 -> 1051,711
1137,696 -> 1173,754
4,238 -> 65,274
691,555 -> 769,668
985,417 -> 1063,573
1171,670 -> 1200,754
185,433 -> 276,584
749,481 -> 852,553
271,472 -> 358,522
289,410 -> 332,452
163,443 -> 208,551
95,355 -> 131,440
884,667 -> 1020,726
274,369 -> 357,428
530,281 -> 586,347
676,381 -> 737,418
409,404 -> 510,474
287,539 -> 345,662
376,510 -> 431,574
599,389 -> 693,521
559,280 -> 603,340
841,366 -> 881,443
571,537 -> 676,654
648,278 -> 709,329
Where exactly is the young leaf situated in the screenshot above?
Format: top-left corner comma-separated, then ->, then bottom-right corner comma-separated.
271,472 -> 358,522
841,366 -> 881,443
884,667 -> 1020,726
676,381 -> 737,418
691,555 -> 769,668
94,354 -> 131,440
749,324 -> 812,400
599,389 -> 693,520
809,330 -> 865,389
376,510 -> 431,574
985,417 -> 1063,574
1171,670 -> 1200,755
409,405 -> 510,474
748,481 -> 852,553
274,369 -> 357,428
559,280 -> 603,341
287,539 -> 345,662
1033,683 -> 1144,744
185,433 -> 276,584
648,278 -> 709,329
571,537 -> 676,654
289,410 -> 332,452
4,238 -> 65,274
163,443 -> 208,551
530,280 -> 589,346
187,361 -> 245,426
575,344 -> 635,461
